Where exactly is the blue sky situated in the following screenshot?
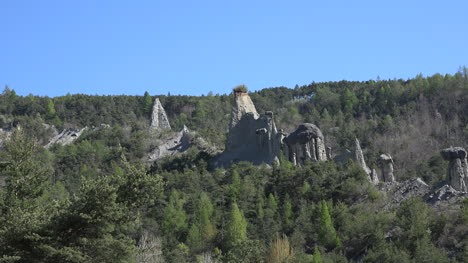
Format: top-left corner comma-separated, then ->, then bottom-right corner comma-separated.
1,0 -> 467,97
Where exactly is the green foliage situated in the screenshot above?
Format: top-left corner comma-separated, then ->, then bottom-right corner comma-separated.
1,70 -> 468,261
312,247 -> 322,263
162,190 -> 188,240
142,91 -> 153,115
225,203 -> 248,249
233,84 -> 248,94
318,201 -> 341,250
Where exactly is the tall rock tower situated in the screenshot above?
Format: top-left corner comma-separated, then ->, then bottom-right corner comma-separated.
150,98 -> 171,130
215,89 -> 282,166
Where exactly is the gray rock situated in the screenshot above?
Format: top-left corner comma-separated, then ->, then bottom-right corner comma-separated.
354,138 -> 374,180
147,125 -> 219,162
379,177 -> 430,210
230,93 -> 259,129
440,147 -> 468,192
283,123 -> 327,164
147,126 -> 191,161
45,127 -> 87,148
150,98 -> 171,131
379,154 -> 395,182
0,128 -> 13,148
215,93 -> 282,166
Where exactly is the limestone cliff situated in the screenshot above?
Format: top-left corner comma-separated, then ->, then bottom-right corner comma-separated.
150,98 -> 171,130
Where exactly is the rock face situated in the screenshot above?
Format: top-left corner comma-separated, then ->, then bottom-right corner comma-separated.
215,92 -> 328,167
440,147 -> 468,192
147,126 -> 191,161
354,138 -> 379,184
283,123 -> 327,165
379,154 -> 395,182
150,98 -> 171,131
147,125 -> 219,162
230,92 -> 259,129
215,93 -> 283,166
0,128 -> 13,148
45,127 -> 87,148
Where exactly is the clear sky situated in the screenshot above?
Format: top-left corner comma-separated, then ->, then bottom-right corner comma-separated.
1,0 -> 467,97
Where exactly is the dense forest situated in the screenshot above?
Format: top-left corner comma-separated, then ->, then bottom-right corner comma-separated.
1,68 -> 468,262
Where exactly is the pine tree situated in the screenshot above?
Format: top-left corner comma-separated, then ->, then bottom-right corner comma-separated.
312,247 -> 322,263
192,192 -> 216,250
162,190 -> 188,240
318,200 -> 341,250
225,202 -> 247,249
143,91 -> 153,115
282,194 -> 293,234
46,98 -> 56,119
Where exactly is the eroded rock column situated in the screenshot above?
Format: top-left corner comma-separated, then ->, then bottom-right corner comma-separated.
440,147 -> 468,192
379,154 -> 395,182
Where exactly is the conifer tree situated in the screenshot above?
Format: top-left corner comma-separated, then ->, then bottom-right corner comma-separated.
312,247 -> 322,263
225,202 -> 247,249
162,190 -> 188,240
318,200 -> 341,250
143,91 -> 153,115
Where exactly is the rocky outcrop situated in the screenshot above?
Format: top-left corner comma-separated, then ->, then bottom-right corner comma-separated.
229,92 -> 259,129
150,98 -> 171,131
379,177 -> 430,210
0,128 -> 13,148
45,127 -> 87,148
147,126 -> 191,161
379,154 -> 395,182
283,123 -> 327,165
440,147 -> 468,192
354,138 -> 371,174
147,125 -> 219,162
215,93 -> 283,166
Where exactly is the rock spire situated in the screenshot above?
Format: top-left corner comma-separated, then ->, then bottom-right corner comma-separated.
440,147 -> 468,192
150,98 -> 171,130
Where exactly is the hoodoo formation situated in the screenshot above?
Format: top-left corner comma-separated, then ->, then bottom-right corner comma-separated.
215,90 -> 328,166
441,147 -> 468,192
150,98 -> 171,130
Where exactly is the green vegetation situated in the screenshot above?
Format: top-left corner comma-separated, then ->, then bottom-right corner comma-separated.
0,69 -> 468,261
233,84 -> 248,94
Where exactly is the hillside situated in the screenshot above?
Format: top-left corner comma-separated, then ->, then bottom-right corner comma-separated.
0,69 -> 468,262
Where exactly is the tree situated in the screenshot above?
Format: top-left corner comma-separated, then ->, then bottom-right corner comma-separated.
187,192 -> 216,251
268,234 -> 294,263
263,193 -> 280,240
312,247 -> 322,263
0,129 -> 54,262
162,190 -> 188,241
225,203 -> 247,249
318,200 -> 341,250
46,98 -> 56,119
143,91 -> 153,115
282,195 -> 293,234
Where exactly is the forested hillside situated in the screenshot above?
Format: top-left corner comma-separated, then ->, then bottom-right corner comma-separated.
1,69 -> 468,262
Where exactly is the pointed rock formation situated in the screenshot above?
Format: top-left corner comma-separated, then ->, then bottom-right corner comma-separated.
215,92 -> 283,166
440,147 -> 468,192
354,138 -> 379,184
150,98 -> 171,130
354,138 -> 371,174
230,92 -> 259,129
379,154 -> 395,182
283,123 -> 327,165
